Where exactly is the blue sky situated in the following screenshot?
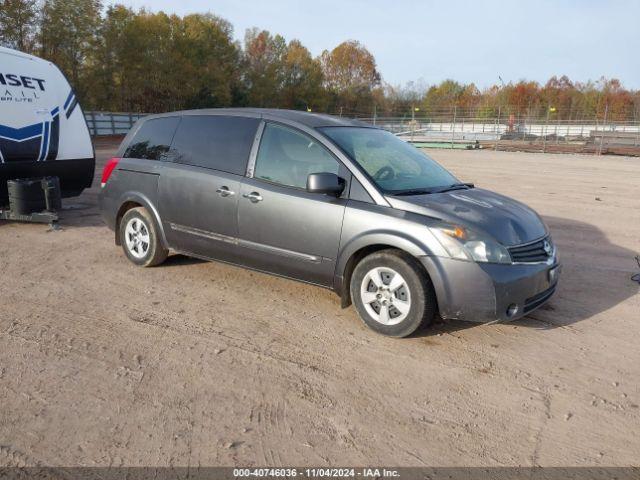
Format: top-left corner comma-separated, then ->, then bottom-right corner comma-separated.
107,0 -> 640,89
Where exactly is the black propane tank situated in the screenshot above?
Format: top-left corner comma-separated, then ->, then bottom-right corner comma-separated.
7,178 -> 47,215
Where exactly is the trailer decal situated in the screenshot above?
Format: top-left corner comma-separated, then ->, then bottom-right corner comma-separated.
0,122 -> 43,141
0,106 -> 60,163
64,91 -> 78,119
63,90 -> 74,109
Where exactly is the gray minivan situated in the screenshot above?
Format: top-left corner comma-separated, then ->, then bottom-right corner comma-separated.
99,109 -> 560,337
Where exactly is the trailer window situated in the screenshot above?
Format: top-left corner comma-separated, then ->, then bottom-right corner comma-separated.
124,117 -> 180,161
171,115 -> 260,175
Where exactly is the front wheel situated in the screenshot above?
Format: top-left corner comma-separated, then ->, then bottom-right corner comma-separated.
119,207 -> 168,267
350,250 -> 436,337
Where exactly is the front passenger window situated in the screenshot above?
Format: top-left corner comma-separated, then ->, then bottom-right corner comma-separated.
254,123 -> 340,189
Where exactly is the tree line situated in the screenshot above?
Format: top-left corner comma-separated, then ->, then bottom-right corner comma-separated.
1,0 -> 639,121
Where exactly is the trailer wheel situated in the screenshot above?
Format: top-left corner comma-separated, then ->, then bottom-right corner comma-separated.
119,207 -> 168,267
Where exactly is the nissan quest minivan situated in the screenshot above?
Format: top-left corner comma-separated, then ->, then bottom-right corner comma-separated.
99,109 -> 560,337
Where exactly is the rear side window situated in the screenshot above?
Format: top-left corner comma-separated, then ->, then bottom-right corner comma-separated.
171,115 -> 260,175
124,117 -> 180,161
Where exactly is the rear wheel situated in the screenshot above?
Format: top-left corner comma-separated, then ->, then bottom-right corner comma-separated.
119,207 -> 168,267
350,250 -> 436,337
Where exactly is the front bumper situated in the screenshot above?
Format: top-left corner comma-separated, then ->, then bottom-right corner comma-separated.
419,255 -> 561,322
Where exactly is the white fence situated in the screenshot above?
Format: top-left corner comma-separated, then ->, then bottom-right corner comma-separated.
86,111 -> 640,154
85,111 -> 147,136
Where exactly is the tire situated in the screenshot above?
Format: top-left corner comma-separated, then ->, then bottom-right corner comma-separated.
350,249 -> 436,337
119,207 -> 168,267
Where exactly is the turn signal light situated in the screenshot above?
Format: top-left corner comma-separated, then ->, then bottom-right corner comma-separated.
443,225 -> 466,240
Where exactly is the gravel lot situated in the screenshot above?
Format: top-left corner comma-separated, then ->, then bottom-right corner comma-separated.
1,146 -> 638,467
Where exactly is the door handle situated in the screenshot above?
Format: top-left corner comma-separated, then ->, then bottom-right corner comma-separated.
242,191 -> 263,203
216,186 -> 235,197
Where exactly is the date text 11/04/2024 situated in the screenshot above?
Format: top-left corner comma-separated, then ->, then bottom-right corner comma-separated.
233,468 -> 400,478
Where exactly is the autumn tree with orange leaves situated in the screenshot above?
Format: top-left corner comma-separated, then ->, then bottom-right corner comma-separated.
3,2 -> 638,120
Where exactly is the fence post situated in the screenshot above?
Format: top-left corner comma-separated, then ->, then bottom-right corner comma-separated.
451,106 -> 457,148
90,111 -> 97,137
494,107 -> 501,151
598,104 -> 608,156
542,107 -> 550,153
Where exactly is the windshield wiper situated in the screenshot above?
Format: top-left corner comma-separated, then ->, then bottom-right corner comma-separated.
390,183 -> 474,196
431,183 -> 475,193
391,188 -> 436,196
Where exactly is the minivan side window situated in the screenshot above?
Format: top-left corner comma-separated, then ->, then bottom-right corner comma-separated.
171,115 -> 260,175
124,117 -> 180,161
254,123 -> 339,189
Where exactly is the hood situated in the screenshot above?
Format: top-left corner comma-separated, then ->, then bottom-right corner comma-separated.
386,188 -> 547,246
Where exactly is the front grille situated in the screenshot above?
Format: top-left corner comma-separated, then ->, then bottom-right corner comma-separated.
508,237 -> 553,263
524,285 -> 557,313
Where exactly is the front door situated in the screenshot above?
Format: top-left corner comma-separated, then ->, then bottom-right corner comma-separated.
237,123 -> 348,287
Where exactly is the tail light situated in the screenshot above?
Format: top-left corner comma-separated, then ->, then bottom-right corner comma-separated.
101,157 -> 120,187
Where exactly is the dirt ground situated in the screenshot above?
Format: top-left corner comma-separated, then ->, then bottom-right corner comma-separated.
0,146 -> 638,467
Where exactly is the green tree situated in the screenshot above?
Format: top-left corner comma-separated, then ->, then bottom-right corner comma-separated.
0,0 -> 39,52
84,4 -> 135,110
280,39 -> 324,111
178,13 -> 241,109
116,10 -> 177,112
422,80 -> 465,114
39,0 -> 103,99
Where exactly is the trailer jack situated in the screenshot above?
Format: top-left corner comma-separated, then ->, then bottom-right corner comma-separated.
0,177 -> 62,227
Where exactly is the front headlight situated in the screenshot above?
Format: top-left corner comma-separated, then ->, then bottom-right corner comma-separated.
430,223 -> 511,264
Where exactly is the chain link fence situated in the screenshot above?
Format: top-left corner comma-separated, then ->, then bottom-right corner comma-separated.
358,116 -> 640,155
86,110 -> 640,156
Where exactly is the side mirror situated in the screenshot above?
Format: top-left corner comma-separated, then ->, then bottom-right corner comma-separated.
306,172 -> 345,197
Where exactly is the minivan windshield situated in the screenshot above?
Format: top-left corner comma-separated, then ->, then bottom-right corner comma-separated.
320,127 -> 461,194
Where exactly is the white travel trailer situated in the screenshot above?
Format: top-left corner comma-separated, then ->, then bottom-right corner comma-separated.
0,46 -> 94,207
